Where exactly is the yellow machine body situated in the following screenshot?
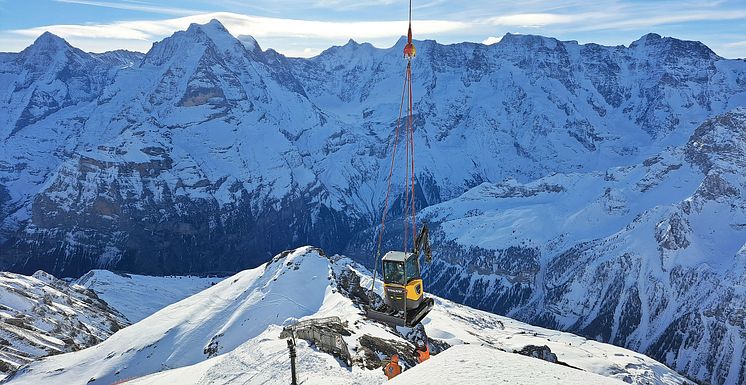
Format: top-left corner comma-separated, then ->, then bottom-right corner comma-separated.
382,251 -> 425,311
384,278 -> 423,301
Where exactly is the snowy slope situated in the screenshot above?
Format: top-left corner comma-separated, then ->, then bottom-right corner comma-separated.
2,247 -> 337,385
2,247 -> 689,385
76,270 -> 219,322
389,345 -> 625,385
0,271 -> 127,378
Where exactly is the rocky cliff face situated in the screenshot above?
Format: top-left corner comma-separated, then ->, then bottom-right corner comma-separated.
0,270 -> 128,377
398,109 -> 746,385
0,20 -> 745,384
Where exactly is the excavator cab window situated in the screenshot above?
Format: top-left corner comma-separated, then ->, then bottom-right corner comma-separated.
383,261 -> 405,285
405,255 -> 420,283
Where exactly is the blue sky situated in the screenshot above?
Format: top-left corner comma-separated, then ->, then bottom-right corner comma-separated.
1,0 -> 745,58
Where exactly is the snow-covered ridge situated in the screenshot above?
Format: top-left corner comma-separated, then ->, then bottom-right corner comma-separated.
0,270 -> 128,379
2,247 -> 689,385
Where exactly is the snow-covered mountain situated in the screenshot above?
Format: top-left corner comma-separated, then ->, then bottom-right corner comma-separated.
400,108 -> 746,385
1,21 -> 744,277
1,20 -> 366,276
1,19 -> 745,384
1,247 -> 691,385
0,270 -> 128,378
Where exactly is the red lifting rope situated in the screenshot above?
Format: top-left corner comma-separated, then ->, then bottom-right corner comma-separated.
403,0 -> 416,59
371,0 -> 418,288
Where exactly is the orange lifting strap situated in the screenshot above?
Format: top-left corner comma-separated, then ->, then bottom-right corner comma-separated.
371,0 -> 418,289
404,0 -> 416,59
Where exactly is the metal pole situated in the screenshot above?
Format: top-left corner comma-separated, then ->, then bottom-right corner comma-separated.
287,338 -> 297,385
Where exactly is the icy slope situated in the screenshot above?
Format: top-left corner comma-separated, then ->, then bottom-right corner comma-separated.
389,344 -> 625,385
0,271 -> 127,377
76,270 -> 219,322
2,247 -> 689,385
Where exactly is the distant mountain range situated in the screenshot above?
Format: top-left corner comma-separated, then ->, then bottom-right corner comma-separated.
0,19 -> 745,384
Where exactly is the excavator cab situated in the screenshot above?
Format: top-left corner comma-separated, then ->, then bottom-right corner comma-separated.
365,226 -> 434,327
382,251 -> 424,311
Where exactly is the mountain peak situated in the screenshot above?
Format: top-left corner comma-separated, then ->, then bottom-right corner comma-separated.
28,31 -> 71,52
17,31 -> 79,67
183,18 -> 237,46
316,38 -> 375,58
630,33 -> 718,59
186,18 -> 229,35
642,32 -> 662,41
206,18 -> 226,28
498,33 -> 561,49
238,34 -> 261,52
629,33 -> 664,48
143,18 -> 245,66
36,31 -> 65,43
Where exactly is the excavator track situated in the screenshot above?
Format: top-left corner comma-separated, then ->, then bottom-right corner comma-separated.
364,297 -> 434,328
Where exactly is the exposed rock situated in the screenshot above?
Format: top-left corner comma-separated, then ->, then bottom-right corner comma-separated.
655,212 -> 691,251
0,271 -> 129,375
515,345 -> 559,364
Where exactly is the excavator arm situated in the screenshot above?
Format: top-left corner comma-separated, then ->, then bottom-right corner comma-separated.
413,224 -> 432,263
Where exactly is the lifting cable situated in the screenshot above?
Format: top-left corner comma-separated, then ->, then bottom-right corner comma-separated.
369,0 -> 417,296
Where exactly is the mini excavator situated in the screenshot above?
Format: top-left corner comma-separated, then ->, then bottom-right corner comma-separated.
364,0 -> 435,328
365,226 -> 434,327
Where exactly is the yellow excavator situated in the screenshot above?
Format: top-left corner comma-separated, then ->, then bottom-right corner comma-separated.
365,226 -> 434,327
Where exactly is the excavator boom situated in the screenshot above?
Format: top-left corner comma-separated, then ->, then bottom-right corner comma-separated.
414,224 -> 431,263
